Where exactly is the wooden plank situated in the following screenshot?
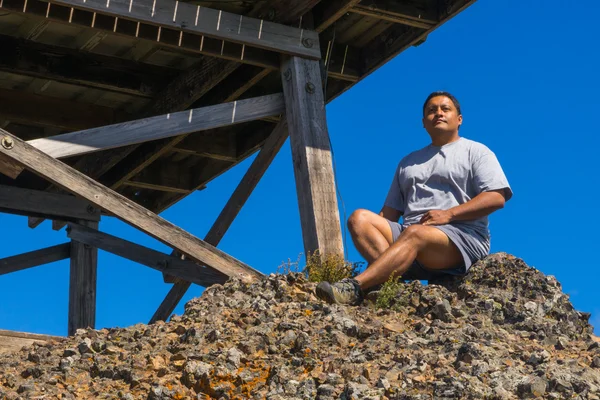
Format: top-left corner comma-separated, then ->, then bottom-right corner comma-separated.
67,223 -> 227,286
281,56 -> 344,258
0,2 -> 279,70
46,0 -> 320,59
0,153 -> 25,179
0,243 -> 71,276
0,128 -> 262,282
0,330 -> 63,354
0,34 -> 174,98
350,4 -> 436,29
150,119 -> 288,323
0,184 -> 100,221
26,93 -> 285,159
0,88 -> 130,131
313,0 -> 362,32
68,219 -> 98,336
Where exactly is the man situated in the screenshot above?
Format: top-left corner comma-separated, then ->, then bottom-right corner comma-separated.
316,91 -> 512,305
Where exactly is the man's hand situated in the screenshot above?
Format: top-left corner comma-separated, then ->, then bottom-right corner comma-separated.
420,210 -> 454,226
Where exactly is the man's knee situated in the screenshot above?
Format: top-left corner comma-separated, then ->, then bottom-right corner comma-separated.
347,209 -> 374,234
399,225 -> 429,247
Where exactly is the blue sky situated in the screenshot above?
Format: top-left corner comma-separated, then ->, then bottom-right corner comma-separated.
1,0 -> 598,336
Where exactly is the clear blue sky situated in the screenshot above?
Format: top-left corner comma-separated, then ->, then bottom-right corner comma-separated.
1,0 -> 598,336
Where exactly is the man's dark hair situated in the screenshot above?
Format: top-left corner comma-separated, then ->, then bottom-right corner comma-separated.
423,91 -> 462,116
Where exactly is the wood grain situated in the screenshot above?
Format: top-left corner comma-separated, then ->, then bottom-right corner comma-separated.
0,184 -> 100,221
27,93 -> 285,159
0,243 -> 71,276
281,56 -> 344,258
47,0 -> 320,59
0,128 -> 262,282
67,223 -> 227,286
68,219 -> 98,336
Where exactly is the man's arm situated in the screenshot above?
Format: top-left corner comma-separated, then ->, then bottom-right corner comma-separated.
380,206 -> 402,222
419,189 -> 506,225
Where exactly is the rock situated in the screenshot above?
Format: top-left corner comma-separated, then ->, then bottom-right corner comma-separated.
0,253 -> 598,400
433,300 -> 453,322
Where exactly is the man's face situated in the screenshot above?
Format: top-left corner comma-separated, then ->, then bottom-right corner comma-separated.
422,96 -> 463,135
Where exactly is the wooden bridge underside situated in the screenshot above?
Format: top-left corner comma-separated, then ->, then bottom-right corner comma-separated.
0,0 -> 476,337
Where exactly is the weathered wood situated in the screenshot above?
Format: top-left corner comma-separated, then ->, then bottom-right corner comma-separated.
0,243 -> 71,276
281,56 -> 344,258
46,0 -> 320,59
124,158 -> 195,193
68,219 -> 98,336
0,0 -> 280,70
67,223 -> 227,286
0,330 -> 63,354
26,94 -> 285,159
313,0 -> 362,32
0,184 -> 100,221
64,0 -> 327,208
0,128 -> 262,282
0,34 -> 175,98
0,153 -> 25,179
0,88 -> 130,131
350,4 -> 436,29
150,119 -> 288,323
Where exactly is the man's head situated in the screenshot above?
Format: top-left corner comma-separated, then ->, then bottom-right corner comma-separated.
422,91 -> 463,139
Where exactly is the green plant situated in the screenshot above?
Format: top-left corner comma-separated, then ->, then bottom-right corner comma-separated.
375,274 -> 403,309
303,251 -> 362,283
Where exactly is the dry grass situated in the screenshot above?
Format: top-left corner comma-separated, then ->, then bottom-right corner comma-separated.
277,252 -> 363,283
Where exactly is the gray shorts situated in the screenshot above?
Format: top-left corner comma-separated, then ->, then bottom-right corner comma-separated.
386,221 -> 488,280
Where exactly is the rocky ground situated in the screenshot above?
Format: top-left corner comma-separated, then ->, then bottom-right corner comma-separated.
1,252 -> 599,399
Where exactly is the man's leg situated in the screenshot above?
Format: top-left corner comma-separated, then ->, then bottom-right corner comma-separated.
347,209 -> 394,263
316,224 -> 463,304
355,224 -> 463,290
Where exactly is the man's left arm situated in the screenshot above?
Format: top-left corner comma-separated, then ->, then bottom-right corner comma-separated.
420,189 -> 506,226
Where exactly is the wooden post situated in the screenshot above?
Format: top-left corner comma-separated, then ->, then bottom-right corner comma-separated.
280,56 -> 344,259
68,219 -> 99,336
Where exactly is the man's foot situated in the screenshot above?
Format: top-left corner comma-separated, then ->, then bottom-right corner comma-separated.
315,278 -> 363,305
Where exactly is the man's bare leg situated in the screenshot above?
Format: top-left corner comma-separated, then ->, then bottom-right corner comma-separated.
354,224 -> 463,290
347,209 -> 394,263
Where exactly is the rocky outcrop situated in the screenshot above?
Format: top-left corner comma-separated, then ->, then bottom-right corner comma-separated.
1,253 -> 599,399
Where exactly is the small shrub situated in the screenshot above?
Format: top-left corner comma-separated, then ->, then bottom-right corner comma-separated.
303,251 -> 362,283
375,274 -> 403,309
277,254 -> 303,275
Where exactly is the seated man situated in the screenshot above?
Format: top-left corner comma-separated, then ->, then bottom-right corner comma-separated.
316,91 -> 512,305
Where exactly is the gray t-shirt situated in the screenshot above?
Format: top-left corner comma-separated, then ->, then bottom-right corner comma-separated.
384,137 -> 512,247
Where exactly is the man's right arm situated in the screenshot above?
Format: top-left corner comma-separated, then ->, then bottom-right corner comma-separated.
379,206 -> 402,223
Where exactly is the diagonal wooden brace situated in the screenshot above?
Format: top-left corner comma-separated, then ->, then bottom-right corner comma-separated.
0,127 -> 262,282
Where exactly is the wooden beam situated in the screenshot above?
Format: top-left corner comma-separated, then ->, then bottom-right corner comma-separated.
281,56 -> 344,258
26,93 -> 285,159
0,34 -> 175,98
0,0 -> 280,70
45,0 -> 320,59
0,330 -> 64,354
0,153 -> 25,179
0,128 -> 262,282
350,5 -> 435,29
0,88 -> 130,131
123,158 -> 196,194
63,0 -> 328,207
68,219 -> 98,336
313,0 -> 362,32
67,223 -> 227,286
0,184 -> 100,221
150,119 -> 289,323
0,243 -> 71,276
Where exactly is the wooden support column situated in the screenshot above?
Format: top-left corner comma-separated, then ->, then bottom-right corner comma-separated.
68,219 -> 99,336
280,56 -> 344,258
